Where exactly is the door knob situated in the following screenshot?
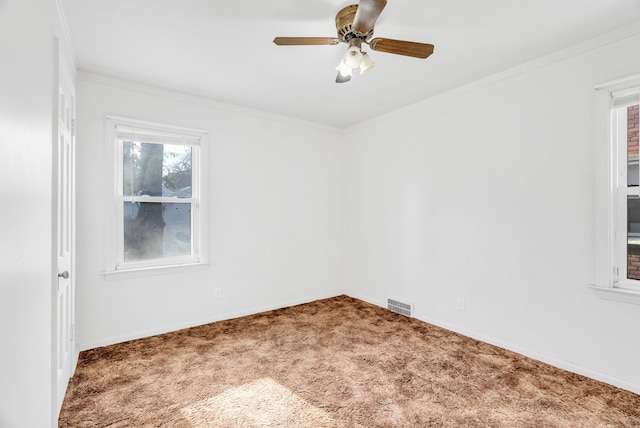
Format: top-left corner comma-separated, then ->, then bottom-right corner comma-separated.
58,271 -> 69,279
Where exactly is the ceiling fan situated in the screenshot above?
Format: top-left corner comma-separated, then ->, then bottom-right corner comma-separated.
273,0 -> 434,83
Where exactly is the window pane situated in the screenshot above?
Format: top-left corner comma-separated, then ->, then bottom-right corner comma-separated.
123,202 -> 192,262
123,141 -> 192,198
628,196 -> 640,279
163,144 -> 192,198
626,105 -> 640,280
628,105 -> 639,187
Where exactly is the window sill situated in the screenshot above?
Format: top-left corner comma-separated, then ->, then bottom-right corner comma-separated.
590,285 -> 640,305
103,262 -> 210,281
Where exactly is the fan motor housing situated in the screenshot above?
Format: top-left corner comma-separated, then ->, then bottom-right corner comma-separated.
335,5 -> 373,42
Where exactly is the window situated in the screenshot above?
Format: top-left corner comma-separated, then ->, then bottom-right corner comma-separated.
104,117 -> 208,277
593,74 -> 640,304
614,99 -> 640,289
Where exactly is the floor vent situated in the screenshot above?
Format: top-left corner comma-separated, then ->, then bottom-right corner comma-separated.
387,298 -> 412,317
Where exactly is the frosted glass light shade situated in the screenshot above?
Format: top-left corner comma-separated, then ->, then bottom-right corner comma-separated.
360,52 -> 375,74
336,59 -> 353,77
343,46 -> 363,69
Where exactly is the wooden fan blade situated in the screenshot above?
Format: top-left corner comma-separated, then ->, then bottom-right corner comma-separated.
273,37 -> 340,46
352,0 -> 387,35
369,38 -> 434,59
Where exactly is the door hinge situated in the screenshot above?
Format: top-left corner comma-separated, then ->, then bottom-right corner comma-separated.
71,119 -> 76,137
70,324 -> 75,342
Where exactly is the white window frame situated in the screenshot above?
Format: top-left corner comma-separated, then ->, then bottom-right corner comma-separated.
103,116 -> 209,279
592,73 -> 640,304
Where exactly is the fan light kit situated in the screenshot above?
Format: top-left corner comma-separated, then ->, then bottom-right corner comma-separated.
273,0 -> 434,83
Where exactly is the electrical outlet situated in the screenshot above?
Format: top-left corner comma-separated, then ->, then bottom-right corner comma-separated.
214,288 -> 223,299
456,298 -> 465,311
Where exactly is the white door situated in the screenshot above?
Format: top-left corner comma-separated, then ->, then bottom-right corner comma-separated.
55,49 -> 76,414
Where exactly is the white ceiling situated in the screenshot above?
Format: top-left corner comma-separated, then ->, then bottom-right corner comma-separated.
61,0 -> 640,129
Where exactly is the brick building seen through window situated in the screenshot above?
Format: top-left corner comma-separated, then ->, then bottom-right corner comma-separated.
626,104 -> 640,279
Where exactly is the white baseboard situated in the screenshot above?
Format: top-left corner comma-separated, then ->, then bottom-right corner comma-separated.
78,290 -> 346,351
347,291 -> 640,395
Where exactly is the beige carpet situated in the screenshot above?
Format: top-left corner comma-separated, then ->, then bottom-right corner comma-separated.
59,295 -> 640,427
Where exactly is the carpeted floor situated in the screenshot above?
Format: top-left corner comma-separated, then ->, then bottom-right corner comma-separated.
59,295 -> 640,427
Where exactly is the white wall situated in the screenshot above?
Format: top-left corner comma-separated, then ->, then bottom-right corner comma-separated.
1,4 -> 637,426
75,75 -> 345,349
343,33 -> 640,393
0,0 -> 67,426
